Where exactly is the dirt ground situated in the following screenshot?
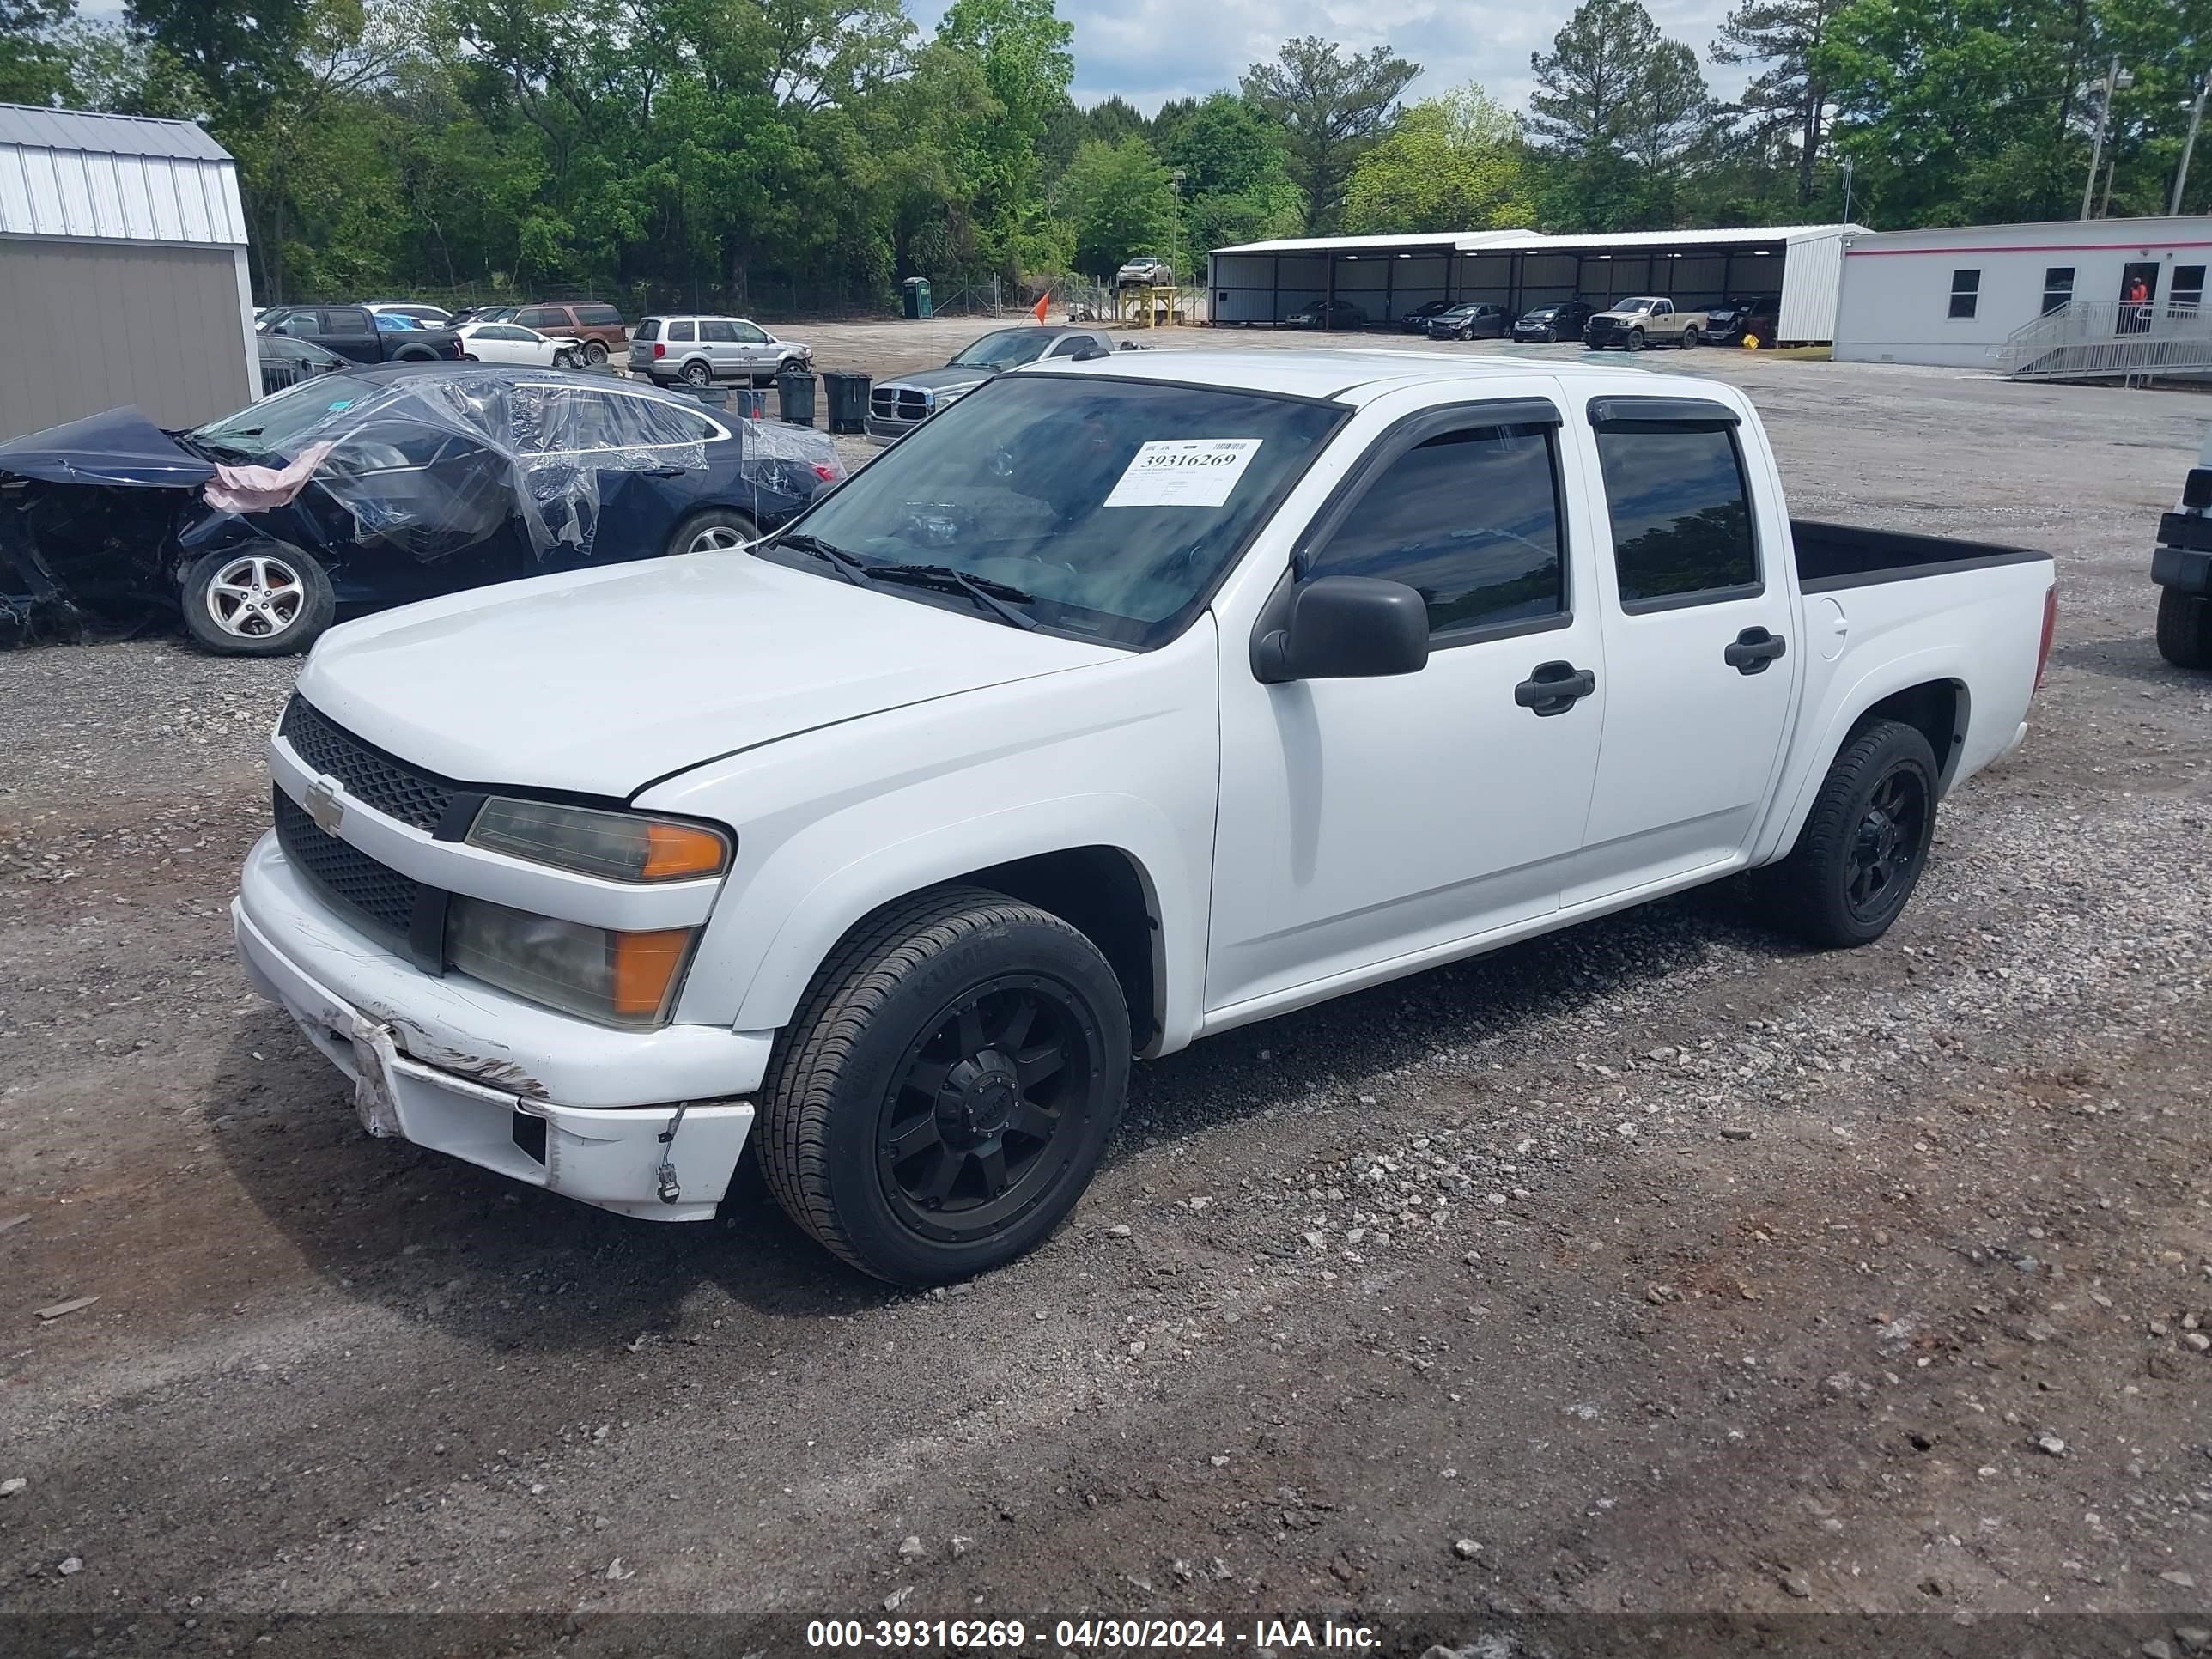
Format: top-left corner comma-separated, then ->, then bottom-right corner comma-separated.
2,325 -> 2209,1657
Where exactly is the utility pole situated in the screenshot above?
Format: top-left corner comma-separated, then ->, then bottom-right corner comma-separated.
2175,71 -> 2208,216
2082,58 -> 2132,219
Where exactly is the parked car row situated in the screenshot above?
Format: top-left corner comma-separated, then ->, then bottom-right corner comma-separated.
1285,295 -> 1782,346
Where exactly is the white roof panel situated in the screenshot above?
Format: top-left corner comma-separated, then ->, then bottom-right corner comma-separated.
1214,223 -> 1865,258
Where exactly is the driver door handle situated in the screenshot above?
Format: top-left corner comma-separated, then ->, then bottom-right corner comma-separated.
1514,660 -> 1597,717
1724,626 -> 1788,674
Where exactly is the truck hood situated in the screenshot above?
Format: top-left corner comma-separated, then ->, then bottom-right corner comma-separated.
295,553 -> 1123,798
877,367 -> 994,397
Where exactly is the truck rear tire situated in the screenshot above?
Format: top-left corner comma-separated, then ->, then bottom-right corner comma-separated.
1765,718 -> 1939,948
757,887 -> 1130,1285
2156,588 -> 2212,669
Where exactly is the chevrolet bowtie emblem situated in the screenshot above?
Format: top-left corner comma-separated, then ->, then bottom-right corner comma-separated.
304,776 -> 345,836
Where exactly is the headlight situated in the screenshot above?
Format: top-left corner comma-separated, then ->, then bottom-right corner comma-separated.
465,799 -> 729,883
447,896 -> 696,1028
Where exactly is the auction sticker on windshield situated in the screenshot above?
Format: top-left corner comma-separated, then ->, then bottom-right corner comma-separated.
1103,439 -> 1262,509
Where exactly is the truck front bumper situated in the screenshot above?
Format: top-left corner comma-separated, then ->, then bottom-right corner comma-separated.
233,831 -> 760,1221
2152,544 -> 2212,594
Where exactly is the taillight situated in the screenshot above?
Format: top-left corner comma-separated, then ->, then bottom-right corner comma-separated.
653,342 -> 665,359
2033,586 -> 2057,692
811,462 -> 838,482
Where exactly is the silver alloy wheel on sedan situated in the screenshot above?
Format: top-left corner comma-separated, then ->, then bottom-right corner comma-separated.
204,552 -> 307,639
685,524 -> 752,553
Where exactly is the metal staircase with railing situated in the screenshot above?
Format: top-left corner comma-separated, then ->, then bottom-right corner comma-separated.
1998,298 -> 2212,382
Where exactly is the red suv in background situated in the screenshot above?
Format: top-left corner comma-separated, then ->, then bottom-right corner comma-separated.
509,302 -> 628,365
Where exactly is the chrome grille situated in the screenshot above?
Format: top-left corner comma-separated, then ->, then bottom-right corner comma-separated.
279,696 -> 459,833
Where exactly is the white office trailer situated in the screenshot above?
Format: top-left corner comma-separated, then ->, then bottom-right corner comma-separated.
1205,224 -> 1865,343
0,102 -> 257,445
1832,216 -> 2212,370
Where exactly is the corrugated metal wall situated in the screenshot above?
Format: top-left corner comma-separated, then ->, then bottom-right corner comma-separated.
0,240 -> 256,439
1778,230 -> 1844,344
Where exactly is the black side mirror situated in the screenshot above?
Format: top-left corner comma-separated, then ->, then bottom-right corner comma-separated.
1069,342 -> 1110,361
1252,575 -> 1430,684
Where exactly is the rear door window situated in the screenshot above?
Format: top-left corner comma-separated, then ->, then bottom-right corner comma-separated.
323,309 -> 373,337
1594,420 -> 1759,608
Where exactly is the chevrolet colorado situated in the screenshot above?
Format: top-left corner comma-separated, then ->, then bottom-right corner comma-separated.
234,350 -> 2057,1285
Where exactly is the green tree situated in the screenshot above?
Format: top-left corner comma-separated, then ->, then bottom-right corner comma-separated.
1814,0 -> 2098,224
1344,85 -> 1533,232
1056,133 -> 1180,277
1158,89 -> 1301,253
934,0 -> 1074,279
1241,35 -> 1419,234
0,0 -> 76,106
1528,0 -> 1711,228
1710,0 -> 1840,206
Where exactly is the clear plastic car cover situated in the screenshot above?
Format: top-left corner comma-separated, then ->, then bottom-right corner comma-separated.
221,371 -> 728,562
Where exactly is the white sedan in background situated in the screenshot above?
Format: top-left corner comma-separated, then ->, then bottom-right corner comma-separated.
455,321 -> 586,368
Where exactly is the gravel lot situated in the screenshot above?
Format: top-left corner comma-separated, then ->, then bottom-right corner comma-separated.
2,328 -> 2209,1655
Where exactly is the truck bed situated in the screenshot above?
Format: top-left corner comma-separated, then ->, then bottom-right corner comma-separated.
1792,520 -> 2051,593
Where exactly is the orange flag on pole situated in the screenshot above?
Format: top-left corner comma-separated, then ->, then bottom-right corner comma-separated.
1032,292 -> 1050,324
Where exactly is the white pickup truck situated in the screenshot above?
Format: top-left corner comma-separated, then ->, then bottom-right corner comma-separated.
234,349 -> 2057,1285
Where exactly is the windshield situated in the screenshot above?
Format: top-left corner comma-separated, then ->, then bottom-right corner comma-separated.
1617,297 -> 1659,312
191,374 -> 379,453
947,330 -> 1055,369
760,374 -> 1344,647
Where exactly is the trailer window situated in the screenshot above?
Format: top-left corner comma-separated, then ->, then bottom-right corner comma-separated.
1948,270 -> 1980,320
2173,266 -> 2206,314
1595,425 -> 1758,609
2041,268 -> 2074,315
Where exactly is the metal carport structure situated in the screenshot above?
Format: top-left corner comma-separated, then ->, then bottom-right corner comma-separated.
1206,223 -> 1865,343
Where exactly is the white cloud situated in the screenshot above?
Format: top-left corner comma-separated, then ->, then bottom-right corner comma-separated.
911,0 -> 1751,116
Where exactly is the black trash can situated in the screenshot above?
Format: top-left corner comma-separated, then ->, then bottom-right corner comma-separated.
776,368 -> 817,426
821,369 -> 870,434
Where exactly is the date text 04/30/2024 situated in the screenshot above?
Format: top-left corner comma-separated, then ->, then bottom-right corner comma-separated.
804,1619 -> 1380,1650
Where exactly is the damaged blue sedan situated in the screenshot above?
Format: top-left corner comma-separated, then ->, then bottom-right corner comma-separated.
0,364 -> 844,655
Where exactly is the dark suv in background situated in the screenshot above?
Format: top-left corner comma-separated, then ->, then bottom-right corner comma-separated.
1511,300 -> 1596,343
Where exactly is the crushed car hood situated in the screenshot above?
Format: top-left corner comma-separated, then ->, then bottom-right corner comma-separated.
296,553 -> 1124,797
0,406 -> 216,489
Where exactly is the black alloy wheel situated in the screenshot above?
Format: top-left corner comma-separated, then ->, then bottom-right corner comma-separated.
1765,717 -> 1940,947
876,975 -> 1102,1245
1844,768 -> 1927,927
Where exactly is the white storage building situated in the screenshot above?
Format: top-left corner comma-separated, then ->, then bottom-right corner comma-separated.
1205,223 -> 1864,343
0,102 -> 258,445
1832,216 -> 2212,369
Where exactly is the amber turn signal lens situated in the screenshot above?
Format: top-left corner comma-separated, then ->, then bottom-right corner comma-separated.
611,928 -> 696,1020
642,822 -> 729,881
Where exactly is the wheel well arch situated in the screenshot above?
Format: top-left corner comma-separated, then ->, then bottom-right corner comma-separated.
1848,678 -> 1969,793
803,846 -> 1164,1054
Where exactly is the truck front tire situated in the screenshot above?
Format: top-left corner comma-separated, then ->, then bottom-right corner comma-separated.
1765,718 -> 1939,948
2156,588 -> 2212,669
757,887 -> 1131,1285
